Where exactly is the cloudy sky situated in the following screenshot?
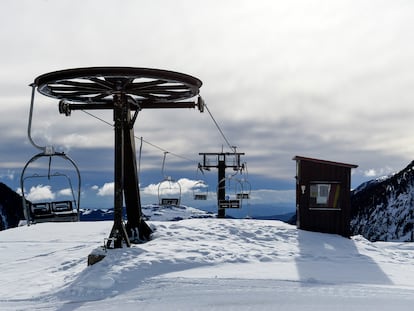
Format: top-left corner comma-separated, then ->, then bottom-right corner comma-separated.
1,0 -> 414,214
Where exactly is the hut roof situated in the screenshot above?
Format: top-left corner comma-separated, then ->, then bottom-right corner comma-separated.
293,155 -> 358,169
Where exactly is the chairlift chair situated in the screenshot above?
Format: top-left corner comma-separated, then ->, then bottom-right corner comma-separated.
20,152 -> 81,224
217,175 -> 242,209
236,179 -> 251,200
158,151 -> 182,206
158,176 -> 182,206
20,78 -> 82,225
193,180 -> 209,200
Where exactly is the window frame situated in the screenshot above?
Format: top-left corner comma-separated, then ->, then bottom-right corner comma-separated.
308,181 -> 342,210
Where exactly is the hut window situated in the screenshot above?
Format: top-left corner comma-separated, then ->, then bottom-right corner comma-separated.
309,183 -> 341,209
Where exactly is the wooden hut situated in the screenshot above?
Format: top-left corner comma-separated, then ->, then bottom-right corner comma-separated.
293,156 -> 358,237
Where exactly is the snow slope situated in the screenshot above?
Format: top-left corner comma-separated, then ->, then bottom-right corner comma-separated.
2,212 -> 414,310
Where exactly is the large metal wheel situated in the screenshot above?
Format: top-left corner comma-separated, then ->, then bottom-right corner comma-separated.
34,67 -> 202,105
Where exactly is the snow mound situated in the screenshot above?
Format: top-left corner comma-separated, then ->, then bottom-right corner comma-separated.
2,218 -> 414,310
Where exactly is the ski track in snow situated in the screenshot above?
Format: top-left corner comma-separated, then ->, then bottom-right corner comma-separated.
1,218 -> 414,310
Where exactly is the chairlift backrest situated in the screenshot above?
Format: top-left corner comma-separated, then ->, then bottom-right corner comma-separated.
160,198 -> 180,206
219,199 -> 240,209
194,193 -> 208,200
51,201 -> 73,213
236,193 -> 250,199
31,202 -> 52,216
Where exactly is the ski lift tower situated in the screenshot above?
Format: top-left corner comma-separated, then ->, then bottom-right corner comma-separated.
32,67 -> 204,248
198,151 -> 245,218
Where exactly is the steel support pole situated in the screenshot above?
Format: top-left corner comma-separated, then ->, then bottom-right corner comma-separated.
108,93 -> 131,248
123,109 -> 152,241
217,155 -> 226,218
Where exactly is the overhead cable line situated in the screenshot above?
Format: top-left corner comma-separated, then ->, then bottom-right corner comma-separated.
202,102 -> 236,153
81,101 -> 241,158
80,110 -> 196,163
138,136 -> 143,175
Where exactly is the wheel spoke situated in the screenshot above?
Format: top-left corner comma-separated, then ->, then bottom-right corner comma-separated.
89,77 -> 115,89
129,79 -> 168,89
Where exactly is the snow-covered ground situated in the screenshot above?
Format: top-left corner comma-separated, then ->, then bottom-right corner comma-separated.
2,206 -> 414,310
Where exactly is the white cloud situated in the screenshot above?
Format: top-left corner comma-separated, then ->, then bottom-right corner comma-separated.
142,183 -> 160,196
363,166 -> 395,178
58,188 -> 73,197
142,178 -> 204,196
26,185 -> 55,202
364,169 -> 377,177
96,182 -> 114,196
176,178 -> 205,193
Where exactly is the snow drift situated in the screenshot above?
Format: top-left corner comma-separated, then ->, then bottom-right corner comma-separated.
2,212 -> 414,310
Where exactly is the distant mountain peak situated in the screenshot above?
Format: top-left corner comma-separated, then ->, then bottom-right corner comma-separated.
351,160 -> 414,241
0,182 -> 25,231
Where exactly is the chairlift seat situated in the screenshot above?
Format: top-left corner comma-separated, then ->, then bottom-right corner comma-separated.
236,193 -> 250,199
30,200 -> 78,222
219,199 -> 240,209
31,202 -> 53,217
51,200 -> 73,213
194,194 -> 208,200
160,198 -> 180,206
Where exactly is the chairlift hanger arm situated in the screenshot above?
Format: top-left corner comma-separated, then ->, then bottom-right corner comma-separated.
198,152 -> 245,169
198,152 -> 246,156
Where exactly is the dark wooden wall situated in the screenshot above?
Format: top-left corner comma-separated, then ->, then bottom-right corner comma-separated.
294,157 -> 356,237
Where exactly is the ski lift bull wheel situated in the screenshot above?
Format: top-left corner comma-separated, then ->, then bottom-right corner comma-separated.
34,67 -> 204,109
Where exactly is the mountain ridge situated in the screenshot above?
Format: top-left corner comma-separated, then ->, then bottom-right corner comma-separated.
351,160 -> 414,241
